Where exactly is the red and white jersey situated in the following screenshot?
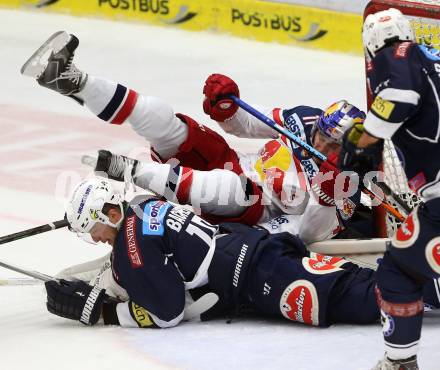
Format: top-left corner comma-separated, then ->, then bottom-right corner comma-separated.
221,105 -> 340,244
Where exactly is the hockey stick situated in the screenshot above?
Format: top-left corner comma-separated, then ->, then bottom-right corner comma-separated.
0,219 -> 69,246
229,95 -> 406,222
0,260 -> 55,282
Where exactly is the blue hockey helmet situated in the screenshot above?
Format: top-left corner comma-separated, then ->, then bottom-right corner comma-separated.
314,100 -> 366,144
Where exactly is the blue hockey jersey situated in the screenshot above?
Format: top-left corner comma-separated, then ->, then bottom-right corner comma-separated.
364,42 -> 440,199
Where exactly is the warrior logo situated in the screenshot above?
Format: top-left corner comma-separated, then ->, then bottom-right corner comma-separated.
280,280 -> 319,326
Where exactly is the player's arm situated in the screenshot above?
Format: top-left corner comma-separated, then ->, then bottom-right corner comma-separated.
44,279 -> 177,328
362,45 -> 422,141
340,46 -> 422,175
203,74 -> 279,139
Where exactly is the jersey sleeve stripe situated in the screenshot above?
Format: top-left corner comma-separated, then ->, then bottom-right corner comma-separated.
97,83 -> 127,121
111,89 -> 139,125
176,167 -> 194,204
272,108 -> 284,126
378,88 -> 420,105
364,111 -> 403,139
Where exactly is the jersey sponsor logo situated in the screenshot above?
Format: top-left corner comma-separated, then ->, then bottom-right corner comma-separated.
309,252 -> 347,268
284,113 -> 306,148
394,42 -> 411,59
280,280 -> 319,326
255,140 -> 291,196
142,201 -> 171,236
125,215 -> 144,269
265,215 -> 289,230
371,96 -> 395,120
418,44 -> 440,61
300,158 -> 318,180
392,211 -> 420,249
425,237 -> 440,274
302,257 -> 342,275
131,302 -> 154,327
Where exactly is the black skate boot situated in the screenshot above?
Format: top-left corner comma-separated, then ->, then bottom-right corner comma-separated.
21,31 -> 87,102
372,355 -> 419,370
82,150 -> 139,182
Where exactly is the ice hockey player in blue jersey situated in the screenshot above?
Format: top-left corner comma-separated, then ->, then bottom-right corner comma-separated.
44,177 -> 383,329
45,177 -> 440,331
340,8 -> 440,370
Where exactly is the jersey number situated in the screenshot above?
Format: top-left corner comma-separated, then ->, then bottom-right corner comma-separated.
185,216 -> 218,247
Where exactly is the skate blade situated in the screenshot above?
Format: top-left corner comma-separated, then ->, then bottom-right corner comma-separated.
20,31 -> 70,78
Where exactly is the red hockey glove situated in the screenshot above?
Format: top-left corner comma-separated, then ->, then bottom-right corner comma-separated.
203,74 -> 239,122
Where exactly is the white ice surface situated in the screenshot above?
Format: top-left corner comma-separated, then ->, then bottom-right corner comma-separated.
0,8 -> 439,370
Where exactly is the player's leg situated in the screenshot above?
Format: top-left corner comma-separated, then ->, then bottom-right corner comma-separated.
374,198 -> 440,369
246,233 -> 379,326
23,32 -> 188,159
24,33 -> 263,222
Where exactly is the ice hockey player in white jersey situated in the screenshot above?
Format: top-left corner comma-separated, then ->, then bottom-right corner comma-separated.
22,31 -> 365,245
340,8 -> 440,370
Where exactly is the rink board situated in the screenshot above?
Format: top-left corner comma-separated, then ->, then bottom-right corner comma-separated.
0,0 -> 363,54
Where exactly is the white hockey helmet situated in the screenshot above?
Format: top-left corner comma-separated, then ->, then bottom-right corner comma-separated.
65,178 -> 124,234
363,8 -> 415,58
313,100 -> 366,144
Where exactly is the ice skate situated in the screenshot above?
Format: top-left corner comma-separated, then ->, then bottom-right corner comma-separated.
21,31 -> 86,97
82,150 -> 138,182
372,355 -> 419,370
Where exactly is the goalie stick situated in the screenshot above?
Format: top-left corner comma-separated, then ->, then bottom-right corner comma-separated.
229,95 -> 406,222
0,219 -> 69,246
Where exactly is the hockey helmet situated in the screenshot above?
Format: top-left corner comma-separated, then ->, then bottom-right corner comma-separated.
313,100 -> 366,144
363,8 -> 415,58
65,177 -> 124,234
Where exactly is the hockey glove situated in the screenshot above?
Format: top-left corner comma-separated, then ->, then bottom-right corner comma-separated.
338,123 -> 383,179
203,74 -> 239,122
312,153 -> 361,218
45,279 -> 108,325
94,149 -> 138,182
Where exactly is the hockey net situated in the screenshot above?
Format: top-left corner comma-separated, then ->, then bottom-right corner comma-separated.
364,0 -> 440,237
